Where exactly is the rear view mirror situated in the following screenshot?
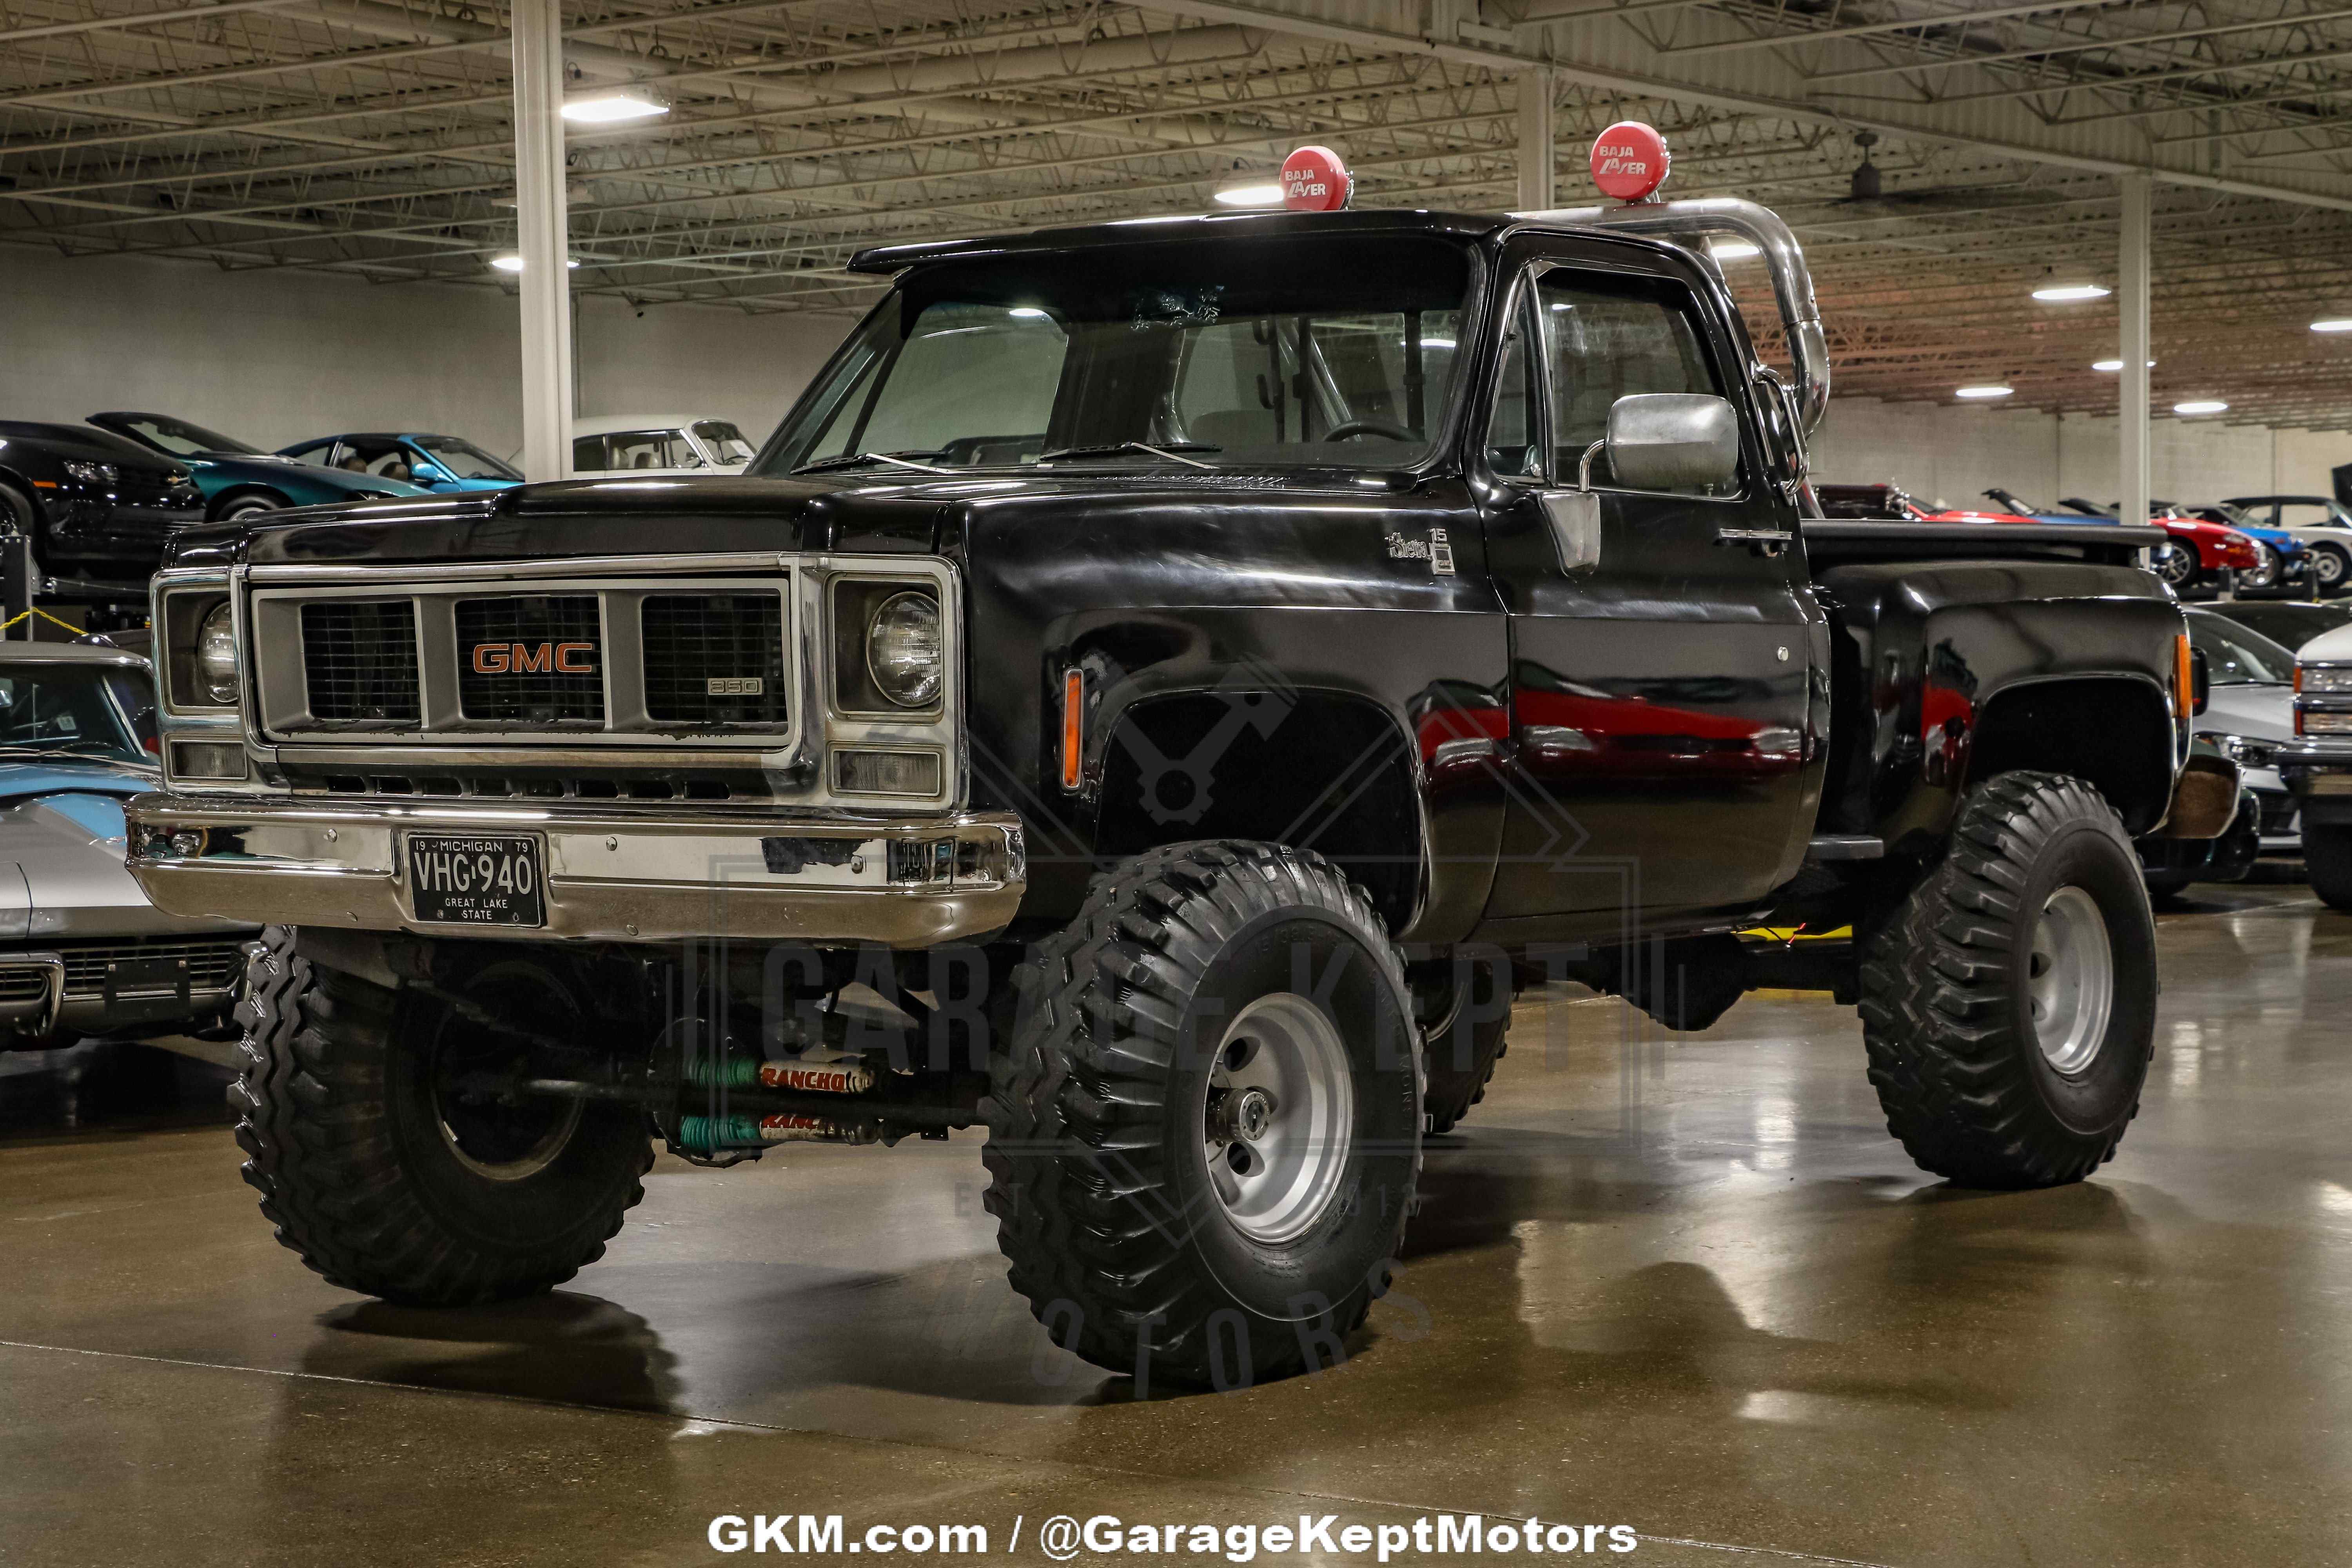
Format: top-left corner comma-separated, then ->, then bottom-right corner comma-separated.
1604,393 -> 1741,494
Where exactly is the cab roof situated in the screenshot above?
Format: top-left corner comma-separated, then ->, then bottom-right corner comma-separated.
848,207 -> 1509,275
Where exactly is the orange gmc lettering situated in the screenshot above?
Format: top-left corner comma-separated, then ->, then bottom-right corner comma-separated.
471,641 -> 597,675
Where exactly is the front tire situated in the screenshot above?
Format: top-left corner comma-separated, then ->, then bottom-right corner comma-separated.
2303,821 -> 2352,909
1414,949 -> 1512,1135
982,842 -> 1421,1387
232,926 -> 651,1304
1858,772 -> 2158,1188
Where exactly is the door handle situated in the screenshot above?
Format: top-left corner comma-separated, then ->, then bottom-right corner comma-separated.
1716,526 -> 1795,558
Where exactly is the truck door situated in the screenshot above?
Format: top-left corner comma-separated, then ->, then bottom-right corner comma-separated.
1478,250 -> 1822,929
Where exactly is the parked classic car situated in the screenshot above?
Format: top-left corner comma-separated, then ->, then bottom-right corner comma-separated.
2185,609 -> 2298,850
2214,495 -> 2352,599
277,432 -> 522,493
2205,599 -> 2352,650
129,151 -> 2223,1388
1984,488 -> 2270,597
86,412 -> 427,522
0,642 -> 256,1047
2274,618 -> 2352,906
0,421 -> 205,579
1811,482 -> 2044,525
569,415 -> 757,476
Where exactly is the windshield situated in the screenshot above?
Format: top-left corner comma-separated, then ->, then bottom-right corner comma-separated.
760,235 -> 1473,475
2190,613 -> 2296,686
413,437 -> 520,480
0,663 -> 150,764
692,421 -> 757,464
108,414 -> 258,457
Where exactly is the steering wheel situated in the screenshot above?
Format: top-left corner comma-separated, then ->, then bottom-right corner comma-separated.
1323,419 -> 1417,443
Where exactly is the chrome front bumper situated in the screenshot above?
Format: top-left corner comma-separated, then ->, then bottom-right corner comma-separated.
123,794 -> 1026,947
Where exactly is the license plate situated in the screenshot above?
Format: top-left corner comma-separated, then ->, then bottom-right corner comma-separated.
405,834 -> 544,927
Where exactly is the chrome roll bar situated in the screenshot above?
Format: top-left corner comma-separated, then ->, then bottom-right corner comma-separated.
1515,196 -> 1831,435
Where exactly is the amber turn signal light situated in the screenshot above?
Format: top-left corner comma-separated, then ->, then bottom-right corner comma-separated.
1061,668 -> 1084,789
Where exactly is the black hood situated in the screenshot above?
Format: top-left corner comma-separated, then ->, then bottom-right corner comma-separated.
205,468 -> 1412,571
0,421 -> 187,477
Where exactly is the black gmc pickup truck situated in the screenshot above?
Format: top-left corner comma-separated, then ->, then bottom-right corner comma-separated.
127,176 -> 2225,1387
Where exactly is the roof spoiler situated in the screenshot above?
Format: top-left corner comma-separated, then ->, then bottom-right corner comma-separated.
1514,196 -> 1830,435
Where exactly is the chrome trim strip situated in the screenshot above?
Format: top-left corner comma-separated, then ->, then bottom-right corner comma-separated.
246,551 -> 795,583
0,953 -> 66,1034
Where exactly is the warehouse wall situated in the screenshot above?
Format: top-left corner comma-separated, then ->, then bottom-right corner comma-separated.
1813,396 -> 2352,511
0,247 -> 852,461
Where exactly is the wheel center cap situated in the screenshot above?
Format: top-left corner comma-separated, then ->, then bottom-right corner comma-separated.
1229,1087 -> 1276,1143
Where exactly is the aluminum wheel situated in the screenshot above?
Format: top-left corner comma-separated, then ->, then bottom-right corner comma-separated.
2318,547 -> 2348,590
1202,992 -> 1354,1244
2154,543 -> 2195,586
2028,885 -> 2114,1075
2241,542 -> 2280,590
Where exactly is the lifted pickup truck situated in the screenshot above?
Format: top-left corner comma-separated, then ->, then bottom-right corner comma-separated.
128,137 -> 2221,1387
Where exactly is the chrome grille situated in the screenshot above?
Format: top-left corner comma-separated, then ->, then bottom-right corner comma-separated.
456,595 -> 604,724
642,594 -> 788,726
256,572 -> 795,746
301,601 -> 421,726
59,938 -> 246,998
0,964 -> 50,1004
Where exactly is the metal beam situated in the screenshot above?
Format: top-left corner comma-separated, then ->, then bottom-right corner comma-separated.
2120,169 -> 2150,533
510,0 -> 572,481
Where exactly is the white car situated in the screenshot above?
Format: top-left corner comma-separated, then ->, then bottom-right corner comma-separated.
2188,608 -> 2299,849
570,415 -> 759,478
2219,495 -> 2352,599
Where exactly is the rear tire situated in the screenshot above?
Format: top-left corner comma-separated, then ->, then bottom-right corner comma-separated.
217,492 -> 285,523
2303,822 -> 2352,910
232,926 -> 651,1305
982,842 -> 1421,1388
2313,543 -> 2352,599
1858,772 -> 2158,1188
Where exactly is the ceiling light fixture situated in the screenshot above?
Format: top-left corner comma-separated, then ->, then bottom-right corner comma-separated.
490,254 -> 579,272
2032,281 -> 2111,302
2174,399 -> 2229,416
1212,180 -> 1285,207
1955,384 -> 2014,399
561,88 -> 669,123
1709,239 -> 1761,261
2313,318 -> 2352,333
2092,358 -> 2155,371
1008,306 -> 1049,318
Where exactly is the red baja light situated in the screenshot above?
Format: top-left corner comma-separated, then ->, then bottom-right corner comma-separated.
1281,145 -> 1353,212
1590,121 -> 1670,203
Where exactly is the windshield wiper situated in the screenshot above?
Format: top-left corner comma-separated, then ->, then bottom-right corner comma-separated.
793,450 -> 952,476
1034,441 -> 1219,470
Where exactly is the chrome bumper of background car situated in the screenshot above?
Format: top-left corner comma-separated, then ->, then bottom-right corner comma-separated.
123,793 -> 1026,947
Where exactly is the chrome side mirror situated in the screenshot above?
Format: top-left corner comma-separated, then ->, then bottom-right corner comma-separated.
1601,393 -> 1742,494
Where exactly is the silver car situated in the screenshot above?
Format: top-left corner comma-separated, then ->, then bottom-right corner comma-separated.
0,642 -> 256,1046
2187,608 -> 2298,851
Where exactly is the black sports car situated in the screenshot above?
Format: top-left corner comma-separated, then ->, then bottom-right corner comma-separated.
0,421 -> 205,580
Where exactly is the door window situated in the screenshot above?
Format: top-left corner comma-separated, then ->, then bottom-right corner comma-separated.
2278,501 -> 2352,529
572,436 -> 609,473
333,437 -> 417,482
1485,292 -> 1543,481
1534,273 -> 1729,494
604,430 -> 704,470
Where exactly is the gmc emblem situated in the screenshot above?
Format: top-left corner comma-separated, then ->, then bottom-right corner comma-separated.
473,641 -> 595,675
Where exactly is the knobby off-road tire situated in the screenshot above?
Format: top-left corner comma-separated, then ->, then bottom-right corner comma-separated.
232,926 -> 652,1305
982,841 -> 1422,1388
1858,772 -> 2158,1189
2303,822 -> 2352,910
1415,950 -> 1512,1135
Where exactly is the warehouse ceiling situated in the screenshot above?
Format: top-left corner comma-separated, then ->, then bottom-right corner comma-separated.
13,0 -> 2352,425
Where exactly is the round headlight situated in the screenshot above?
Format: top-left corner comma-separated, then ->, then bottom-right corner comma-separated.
195,601 -> 239,705
865,591 -> 941,708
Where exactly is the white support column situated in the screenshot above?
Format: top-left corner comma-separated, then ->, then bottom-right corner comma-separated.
2119,171 -> 2151,530
1517,66 -> 1555,212
511,0 -> 573,483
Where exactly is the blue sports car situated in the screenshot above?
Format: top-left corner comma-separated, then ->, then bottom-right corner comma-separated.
86,412 -> 425,522
277,432 -> 522,493
1985,488 -> 2310,598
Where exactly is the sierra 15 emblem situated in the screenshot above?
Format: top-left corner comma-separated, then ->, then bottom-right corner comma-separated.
472,641 -> 595,675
